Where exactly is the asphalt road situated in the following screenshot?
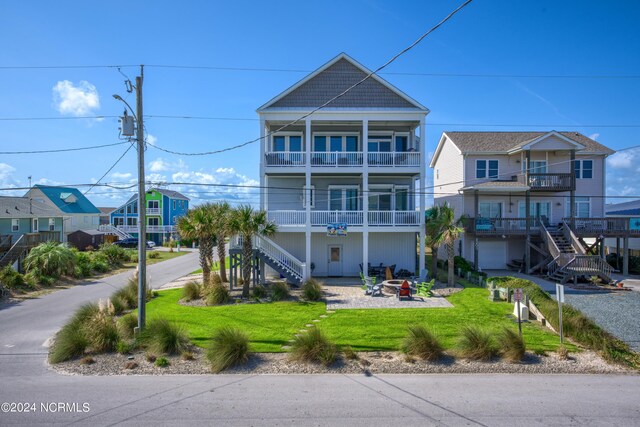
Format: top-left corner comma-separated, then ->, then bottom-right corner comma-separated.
1,255 -> 639,426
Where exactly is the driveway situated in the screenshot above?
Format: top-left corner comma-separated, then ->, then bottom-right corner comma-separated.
486,270 -> 640,351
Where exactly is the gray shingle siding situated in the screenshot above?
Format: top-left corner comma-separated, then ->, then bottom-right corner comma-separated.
269,58 -> 419,110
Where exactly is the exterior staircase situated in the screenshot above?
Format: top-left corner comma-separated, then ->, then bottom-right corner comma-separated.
542,221 -> 612,284
229,235 -> 305,286
98,225 -> 133,240
0,231 -> 61,270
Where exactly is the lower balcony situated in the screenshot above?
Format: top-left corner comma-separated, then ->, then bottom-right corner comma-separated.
268,210 -> 421,227
463,217 -> 539,236
116,225 -> 177,233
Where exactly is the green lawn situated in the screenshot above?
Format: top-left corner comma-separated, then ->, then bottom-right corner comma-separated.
190,257 -> 229,275
147,286 -> 571,354
124,250 -> 187,267
147,289 -> 325,352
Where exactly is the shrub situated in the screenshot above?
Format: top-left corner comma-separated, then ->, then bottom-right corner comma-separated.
140,318 -> 190,355
148,251 -> 160,259
457,325 -> 496,361
117,312 -> 138,340
83,311 -> 119,353
116,340 -> 133,354
301,279 -> 323,301
206,327 -> 250,373
98,243 -> 130,266
181,351 -> 195,361
208,272 -> 222,286
24,241 -> 76,278
112,276 -> 152,310
0,266 -> 26,289
556,345 -> 569,360
154,356 -> 169,367
90,259 -> 110,273
79,356 -> 95,365
289,327 -> 338,366
252,284 -> 268,299
342,346 -> 358,361
205,283 -> 229,306
109,296 -> 127,316
498,327 -> 526,363
270,281 -> 290,301
182,281 -> 201,302
49,322 -> 89,364
401,325 -> 443,361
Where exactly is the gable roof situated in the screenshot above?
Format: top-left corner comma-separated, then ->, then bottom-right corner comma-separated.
431,131 -> 614,167
0,196 -> 61,218
258,53 -> 428,112
32,185 -> 100,214
154,188 -> 190,200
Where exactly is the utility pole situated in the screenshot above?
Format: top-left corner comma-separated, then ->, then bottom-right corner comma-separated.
136,65 -> 147,331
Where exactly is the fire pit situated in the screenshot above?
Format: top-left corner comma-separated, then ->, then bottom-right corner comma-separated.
381,279 -> 407,295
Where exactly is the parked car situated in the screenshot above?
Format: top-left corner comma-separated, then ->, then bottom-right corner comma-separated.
113,238 -> 155,249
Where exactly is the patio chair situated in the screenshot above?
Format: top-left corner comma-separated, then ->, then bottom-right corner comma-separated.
415,279 -> 435,298
361,273 -> 382,296
396,280 -> 413,300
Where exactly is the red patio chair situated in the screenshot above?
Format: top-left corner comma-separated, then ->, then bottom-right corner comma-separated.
396,280 -> 413,300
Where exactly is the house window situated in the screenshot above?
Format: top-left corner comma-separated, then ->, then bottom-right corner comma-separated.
368,135 -> 392,152
479,202 -> 502,218
148,200 -> 159,210
313,136 -> 326,152
49,218 -> 55,231
127,217 -> 137,226
313,134 -> 359,152
574,160 -> 593,179
395,187 -> 409,211
92,217 -> 99,225
436,169 -> 439,180
83,216 -> 89,224
133,202 -> 138,214
395,135 -> 408,152
368,187 -> 393,211
272,134 -> 303,152
127,204 -> 132,214
476,160 -> 499,179
329,187 -> 359,211
12,219 -> 19,232
519,201 -> 551,223
303,186 -> 315,208
565,197 -> 590,218
530,160 -> 547,174
148,217 -> 159,226
173,200 -> 177,210
32,218 -> 39,232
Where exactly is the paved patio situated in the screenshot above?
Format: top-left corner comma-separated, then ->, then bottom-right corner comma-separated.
317,278 -> 453,310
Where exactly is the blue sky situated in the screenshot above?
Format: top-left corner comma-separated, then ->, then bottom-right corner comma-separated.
1,0 -> 639,208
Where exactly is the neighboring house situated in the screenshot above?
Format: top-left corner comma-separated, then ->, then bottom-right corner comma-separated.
430,131 -> 625,279
0,196 -> 63,269
603,200 -> 640,258
23,185 -> 101,241
97,207 -> 116,225
242,53 -> 428,283
67,229 -> 108,251
107,188 -> 189,244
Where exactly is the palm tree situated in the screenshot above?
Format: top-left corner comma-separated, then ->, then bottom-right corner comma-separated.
229,205 -> 277,298
433,203 -> 465,287
176,204 -> 216,284
209,202 -> 231,283
425,206 -> 444,280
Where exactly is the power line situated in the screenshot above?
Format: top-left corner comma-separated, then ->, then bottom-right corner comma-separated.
83,142 -> 136,196
0,116 -> 117,121
0,65 -> 138,70
0,141 -> 130,155
147,0 -> 473,157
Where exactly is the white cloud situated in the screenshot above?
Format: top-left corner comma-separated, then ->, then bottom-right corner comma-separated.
607,149 -> 638,169
111,172 -> 132,180
588,133 -> 600,141
52,80 -> 100,116
149,159 -> 169,172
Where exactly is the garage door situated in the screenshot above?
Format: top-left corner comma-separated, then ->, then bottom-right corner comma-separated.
478,241 -> 507,269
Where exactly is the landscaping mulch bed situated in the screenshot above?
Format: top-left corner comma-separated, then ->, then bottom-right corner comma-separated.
51,348 -> 633,376
179,288 -> 305,307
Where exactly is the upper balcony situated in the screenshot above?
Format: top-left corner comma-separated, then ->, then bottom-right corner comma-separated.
264,151 -> 420,169
518,173 -> 574,192
268,210 -> 421,228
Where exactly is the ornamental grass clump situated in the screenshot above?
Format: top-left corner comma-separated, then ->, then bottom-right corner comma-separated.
301,278 -> 323,302
206,327 -> 250,373
139,318 -> 190,355
497,327 -> 526,363
182,281 -> 202,302
457,325 -> 497,361
83,309 -> 119,353
289,327 -> 338,366
270,281 -> 290,301
49,302 -> 102,363
401,325 -> 443,361
117,312 -> 138,340
252,284 -> 268,299
205,283 -> 229,306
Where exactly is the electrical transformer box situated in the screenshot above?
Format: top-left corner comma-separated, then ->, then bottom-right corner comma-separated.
121,115 -> 135,136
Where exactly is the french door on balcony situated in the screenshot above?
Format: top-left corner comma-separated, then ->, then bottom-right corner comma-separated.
518,201 -> 551,227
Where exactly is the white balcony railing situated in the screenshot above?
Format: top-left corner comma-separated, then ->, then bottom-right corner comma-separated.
264,151 -> 419,167
268,210 -> 420,227
146,208 -> 161,215
115,225 -> 177,233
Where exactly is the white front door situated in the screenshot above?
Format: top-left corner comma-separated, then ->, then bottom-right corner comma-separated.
32,218 -> 39,232
327,245 -> 343,277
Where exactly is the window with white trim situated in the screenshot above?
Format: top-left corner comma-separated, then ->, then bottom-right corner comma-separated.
479,202 -> 502,218
173,200 -> 176,210
12,219 -> 19,232
574,160 -> 593,179
272,134 -> 303,152
530,160 -> 547,173
368,134 -> 392,152
476,160 -> 499,179
92,216 -> 99,225
148,217 -> 159,226
312,134 -> 358,152
329,186 -> 359,211
302,186 -> 315,208
565,197 -> 590,218
49,218 -> 55,231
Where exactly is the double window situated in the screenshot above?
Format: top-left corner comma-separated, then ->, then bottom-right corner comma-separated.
329,187 -> 359,211
127,217 -> 138,226
148,200 -> 159,210
476,160 -> 499,179
368,135 -> 392,153
529,160 -> 547,174
565,197 -> 590,218
313,135 -> 358,152
148,217 -> 159,226
368,186 -> 410,211
49,218 -> 55,231
479,202 -> 502,218
574,160 -> 593,179
273,134 -> 303,152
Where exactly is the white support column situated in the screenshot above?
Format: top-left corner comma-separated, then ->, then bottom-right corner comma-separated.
419,118 -> 426,277
259,119 -> 266,209
362,119 -> 369,274
304,117 -> 312,279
